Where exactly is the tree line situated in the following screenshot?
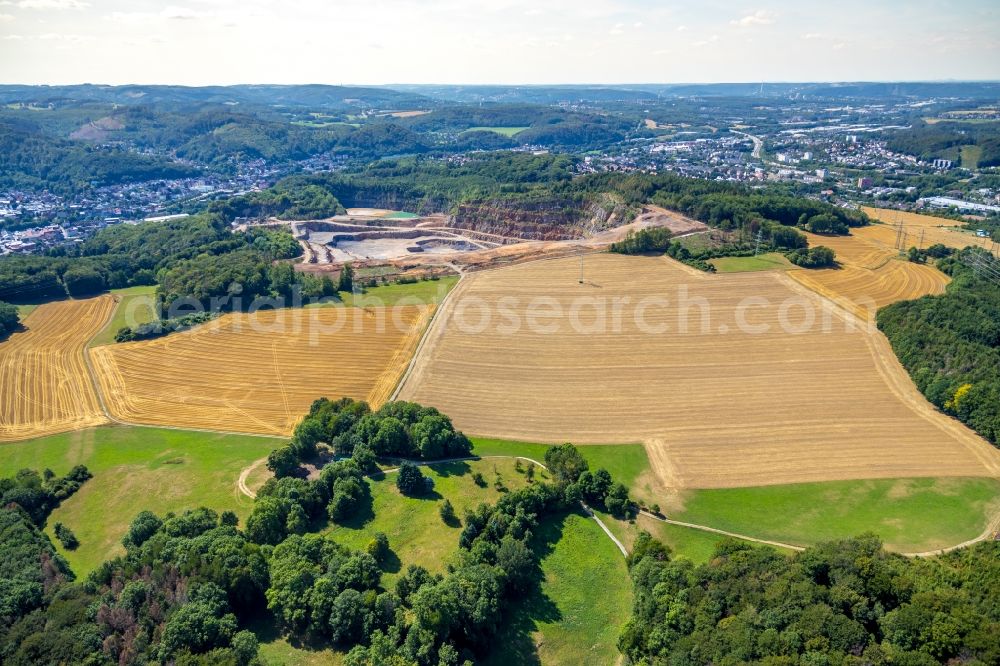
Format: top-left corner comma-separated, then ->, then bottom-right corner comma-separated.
0,301 -> 18,338
0,213 -> 311,310
878,249 -> 1000,447
620,531 -> 1000,664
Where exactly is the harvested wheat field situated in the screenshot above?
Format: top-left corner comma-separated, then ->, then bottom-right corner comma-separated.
787,229 -> 949,320
91,305 -> 433,436
861,207 -> 998,256
0,297 -> 114,442
398,254 -> 1000,488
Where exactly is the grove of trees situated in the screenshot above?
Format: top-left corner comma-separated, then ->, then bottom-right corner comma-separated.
620,532 -> 1000,664
879,249 -> 1000,446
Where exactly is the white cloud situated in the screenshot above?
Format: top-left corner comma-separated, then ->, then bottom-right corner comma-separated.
2,0 -> 89,8
731,10 -> 775,27
1,32 -> 22,38
161,6 -> 206,20
0,11 -> 13,20
675,25 -> 687,32
801,32 -> 823,40
693,34 -> 720,47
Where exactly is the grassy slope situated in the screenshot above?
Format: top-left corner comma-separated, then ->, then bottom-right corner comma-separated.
485,512 -> 633,666
304,276 -> 459,309
473,438 -> 735,562
0,425 -> 275,574
89,285 -> 158,347
326,458 -> 532,586
471,438 -> 649,491
463,126 -> 529,137
710,252 -> 793,273
471,437 -> 1000,555
15,303 -> 38,318
676,477 -> 1000,553
960,145 -> 983,169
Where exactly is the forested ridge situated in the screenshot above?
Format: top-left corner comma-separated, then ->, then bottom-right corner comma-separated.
878,250 -> 1000,446
887,120 -> 1000,167
0,122 -> 197,195
620,532 -> 1000,665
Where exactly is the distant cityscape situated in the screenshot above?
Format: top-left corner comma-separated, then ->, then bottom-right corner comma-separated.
3,93 -> 998,256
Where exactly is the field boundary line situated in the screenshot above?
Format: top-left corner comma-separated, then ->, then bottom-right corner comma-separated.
81,297 -> 118,427
390,276 -> 467,401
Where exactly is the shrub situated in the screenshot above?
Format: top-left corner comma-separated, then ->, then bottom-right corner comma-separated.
396,462 -> 428,496
439,499 -> 457,524
53,522 -> 78,550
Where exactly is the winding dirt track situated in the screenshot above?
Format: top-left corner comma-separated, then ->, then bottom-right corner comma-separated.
0,297 -> 114,442
90,305 -> 433,436
397,253 -> 1000,489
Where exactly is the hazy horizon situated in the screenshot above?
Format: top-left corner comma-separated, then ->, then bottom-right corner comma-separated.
1,0 -> 998,86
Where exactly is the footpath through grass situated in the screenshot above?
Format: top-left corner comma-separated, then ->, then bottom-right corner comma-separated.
471,437 -> 1000,556
485,511 -> 632,666
676,477 -> 1000,553
0,425 -> 275,574
89,285 -> 158,347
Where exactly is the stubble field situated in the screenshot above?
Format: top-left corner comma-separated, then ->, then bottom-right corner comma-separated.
860,207 -> 998,255
787,229 -> 949,320
398,254 -> 1000,488
91,305 -> 434,435
0,297 -> 114,442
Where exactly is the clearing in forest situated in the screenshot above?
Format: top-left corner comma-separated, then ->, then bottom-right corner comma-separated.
398,253 -> 1000,488
0,297 -> 114,442
91,305 -> 433,436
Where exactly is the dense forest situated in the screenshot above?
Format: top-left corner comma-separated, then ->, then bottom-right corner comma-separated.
0,213 -> 309,309
0,402 -> 637,666
0,122 -> 196,195
887,120 -> 1000,167
620,532 -> 1000,664
878,250 -> 1000,446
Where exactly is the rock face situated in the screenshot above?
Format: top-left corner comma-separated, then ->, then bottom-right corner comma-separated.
334,189 -> 632,241
451,195 -> 630,241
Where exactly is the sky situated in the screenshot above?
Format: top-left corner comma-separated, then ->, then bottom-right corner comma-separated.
0,0 -> 998,85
